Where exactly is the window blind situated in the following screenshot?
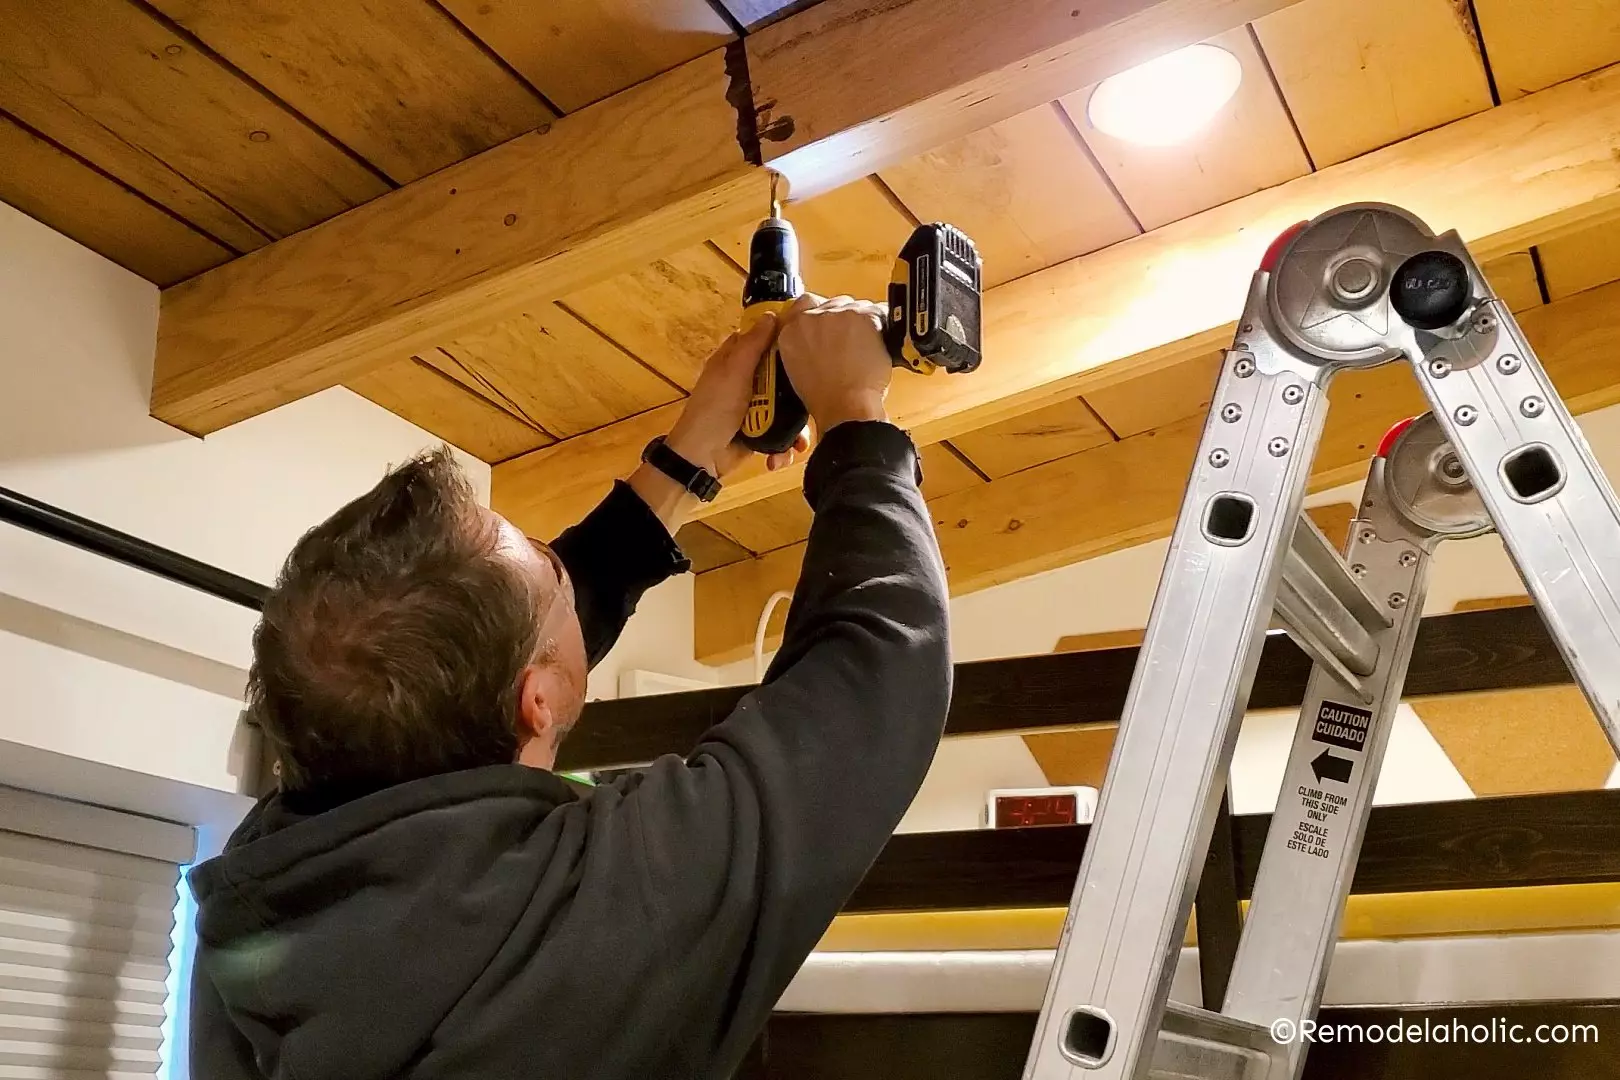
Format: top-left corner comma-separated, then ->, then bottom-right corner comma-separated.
0,786 -> 194,1079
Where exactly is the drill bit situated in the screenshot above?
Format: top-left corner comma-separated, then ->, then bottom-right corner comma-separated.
769,172 -> 782,220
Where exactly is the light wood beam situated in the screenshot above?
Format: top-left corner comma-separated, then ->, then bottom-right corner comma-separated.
745,0 -> 1299,197
694,277 -> 1620,664
150,51 -> 763,435
494,65 -> 1620,541
150,0 -> 1294,435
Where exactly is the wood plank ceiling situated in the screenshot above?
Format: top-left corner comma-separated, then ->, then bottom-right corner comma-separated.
5,0 -> 1620,595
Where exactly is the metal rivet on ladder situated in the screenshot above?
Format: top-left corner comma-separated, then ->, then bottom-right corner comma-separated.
1497,354 -> 1521,375
1388,592 -> 1408,608
1268,437 -> 1290,456
1234,357 -> 1255,378
1208,448 -> 1230,468
1221,403 -> 1243,422
1351,563 -> 1367,577
1472,311 -> 1498,335
1399,551 -> 1418,567
1429,359 -> 1451,378
1521,396 -> 1546,418
1282,384 -> 1304,404
1455,405 -> 1478,425
1359,528 -> 1377,544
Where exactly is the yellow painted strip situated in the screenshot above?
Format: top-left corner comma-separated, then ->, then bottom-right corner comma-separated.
819,907 -> 1069,952
819,883 -> 1620,952
1341,883 -> 1620,939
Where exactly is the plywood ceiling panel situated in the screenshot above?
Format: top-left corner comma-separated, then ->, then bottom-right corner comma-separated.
1306,501 -> 1357,552
1083,350 -> 1226,439
147,0 -> 554,184
1452,595 -> 1534,613
707,489 -> 814,554
949,398 -> 1114,479
1415,687 -> 1617,796
1474,0 -> 1620,101
676,522 -> 751,573
1538,218 -> 1620,301
0,0 -> 387,243
1060,27 -> 1311,231
348,358 -> 553,462
1024,726 -> 1117,789
1479,250 -> 1546,312
918,443 -> 987,501
1317,363 -> 1430,479
1253,0 -> 1491,167
439,0 -> 733,113
716,177 -> 916,303
430,308 -> 681,440
562,244 -> 744,391
0,113 -> 232,285
879,103 -> 1139,288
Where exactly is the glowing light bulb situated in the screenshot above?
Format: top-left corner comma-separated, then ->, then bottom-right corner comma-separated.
1086,43 -> 1243,147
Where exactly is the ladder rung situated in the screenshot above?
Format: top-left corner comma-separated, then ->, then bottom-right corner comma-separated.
1150,1004 -> 1284,1080
1273,512 -> 1390,694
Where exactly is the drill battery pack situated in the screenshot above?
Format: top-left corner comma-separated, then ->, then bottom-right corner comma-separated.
885,223 -> 984,376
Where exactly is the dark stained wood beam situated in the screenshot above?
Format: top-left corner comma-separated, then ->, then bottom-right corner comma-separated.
1194,788 -> 1242,1009
845,789 -> 1620,913
560,603 -> 1568,770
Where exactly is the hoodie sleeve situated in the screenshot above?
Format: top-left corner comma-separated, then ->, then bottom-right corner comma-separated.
550,480 -> 691,667
606,421 -> 951,1075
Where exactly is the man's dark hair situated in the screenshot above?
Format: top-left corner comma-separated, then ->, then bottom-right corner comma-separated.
249,448 -> 543,793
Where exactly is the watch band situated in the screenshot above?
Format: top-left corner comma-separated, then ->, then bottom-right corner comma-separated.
641,436 -> 722,503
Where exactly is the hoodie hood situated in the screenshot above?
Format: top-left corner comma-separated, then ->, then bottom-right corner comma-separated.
189,765 -> 582,1080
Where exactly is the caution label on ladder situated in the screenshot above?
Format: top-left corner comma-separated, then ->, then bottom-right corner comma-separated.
1283,701 -> 1373,860
1311,700 -> 1372,752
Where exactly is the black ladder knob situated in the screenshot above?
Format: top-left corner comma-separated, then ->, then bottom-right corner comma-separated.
1391,250 -> 1472,331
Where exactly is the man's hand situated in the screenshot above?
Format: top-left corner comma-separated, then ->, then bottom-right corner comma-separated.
664,313 -> 807,481
629,314 -> 808,531
776,294 -> 893,433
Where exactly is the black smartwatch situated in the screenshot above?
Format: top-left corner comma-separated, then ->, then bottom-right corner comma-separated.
641,436 -> 722,503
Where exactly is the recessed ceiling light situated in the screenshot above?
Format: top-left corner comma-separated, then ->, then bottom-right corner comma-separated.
1086,43 -> 1243,147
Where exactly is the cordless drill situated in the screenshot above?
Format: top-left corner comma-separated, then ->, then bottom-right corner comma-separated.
736,188 -> 984,455
737,188 -> 807,454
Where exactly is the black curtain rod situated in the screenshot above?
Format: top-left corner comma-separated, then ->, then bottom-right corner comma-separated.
0,484 -> 268,613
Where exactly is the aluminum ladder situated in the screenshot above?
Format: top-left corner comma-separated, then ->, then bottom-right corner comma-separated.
1023,203 -> 1620,1080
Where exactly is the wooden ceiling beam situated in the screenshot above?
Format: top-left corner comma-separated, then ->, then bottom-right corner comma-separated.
148,0 -> 1293,435
493,64 -> 1620,541
565,603 -> 1573,770
693,278 -> 1620,664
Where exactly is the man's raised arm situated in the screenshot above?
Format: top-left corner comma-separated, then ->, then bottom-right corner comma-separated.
591,296 -> 952,1076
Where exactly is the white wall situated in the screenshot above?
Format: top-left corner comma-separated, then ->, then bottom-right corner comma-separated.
585,574 -> 720,701
1230,705 -> 1475,815
0,201 -> 486,799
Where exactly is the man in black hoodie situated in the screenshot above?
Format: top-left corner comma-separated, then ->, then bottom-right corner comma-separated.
187,294 -> 953,1080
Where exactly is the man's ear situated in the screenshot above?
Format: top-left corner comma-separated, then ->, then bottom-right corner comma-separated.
516,664 -> 555,746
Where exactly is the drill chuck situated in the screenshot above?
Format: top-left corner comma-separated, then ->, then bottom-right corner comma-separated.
743,217 -> 803,305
